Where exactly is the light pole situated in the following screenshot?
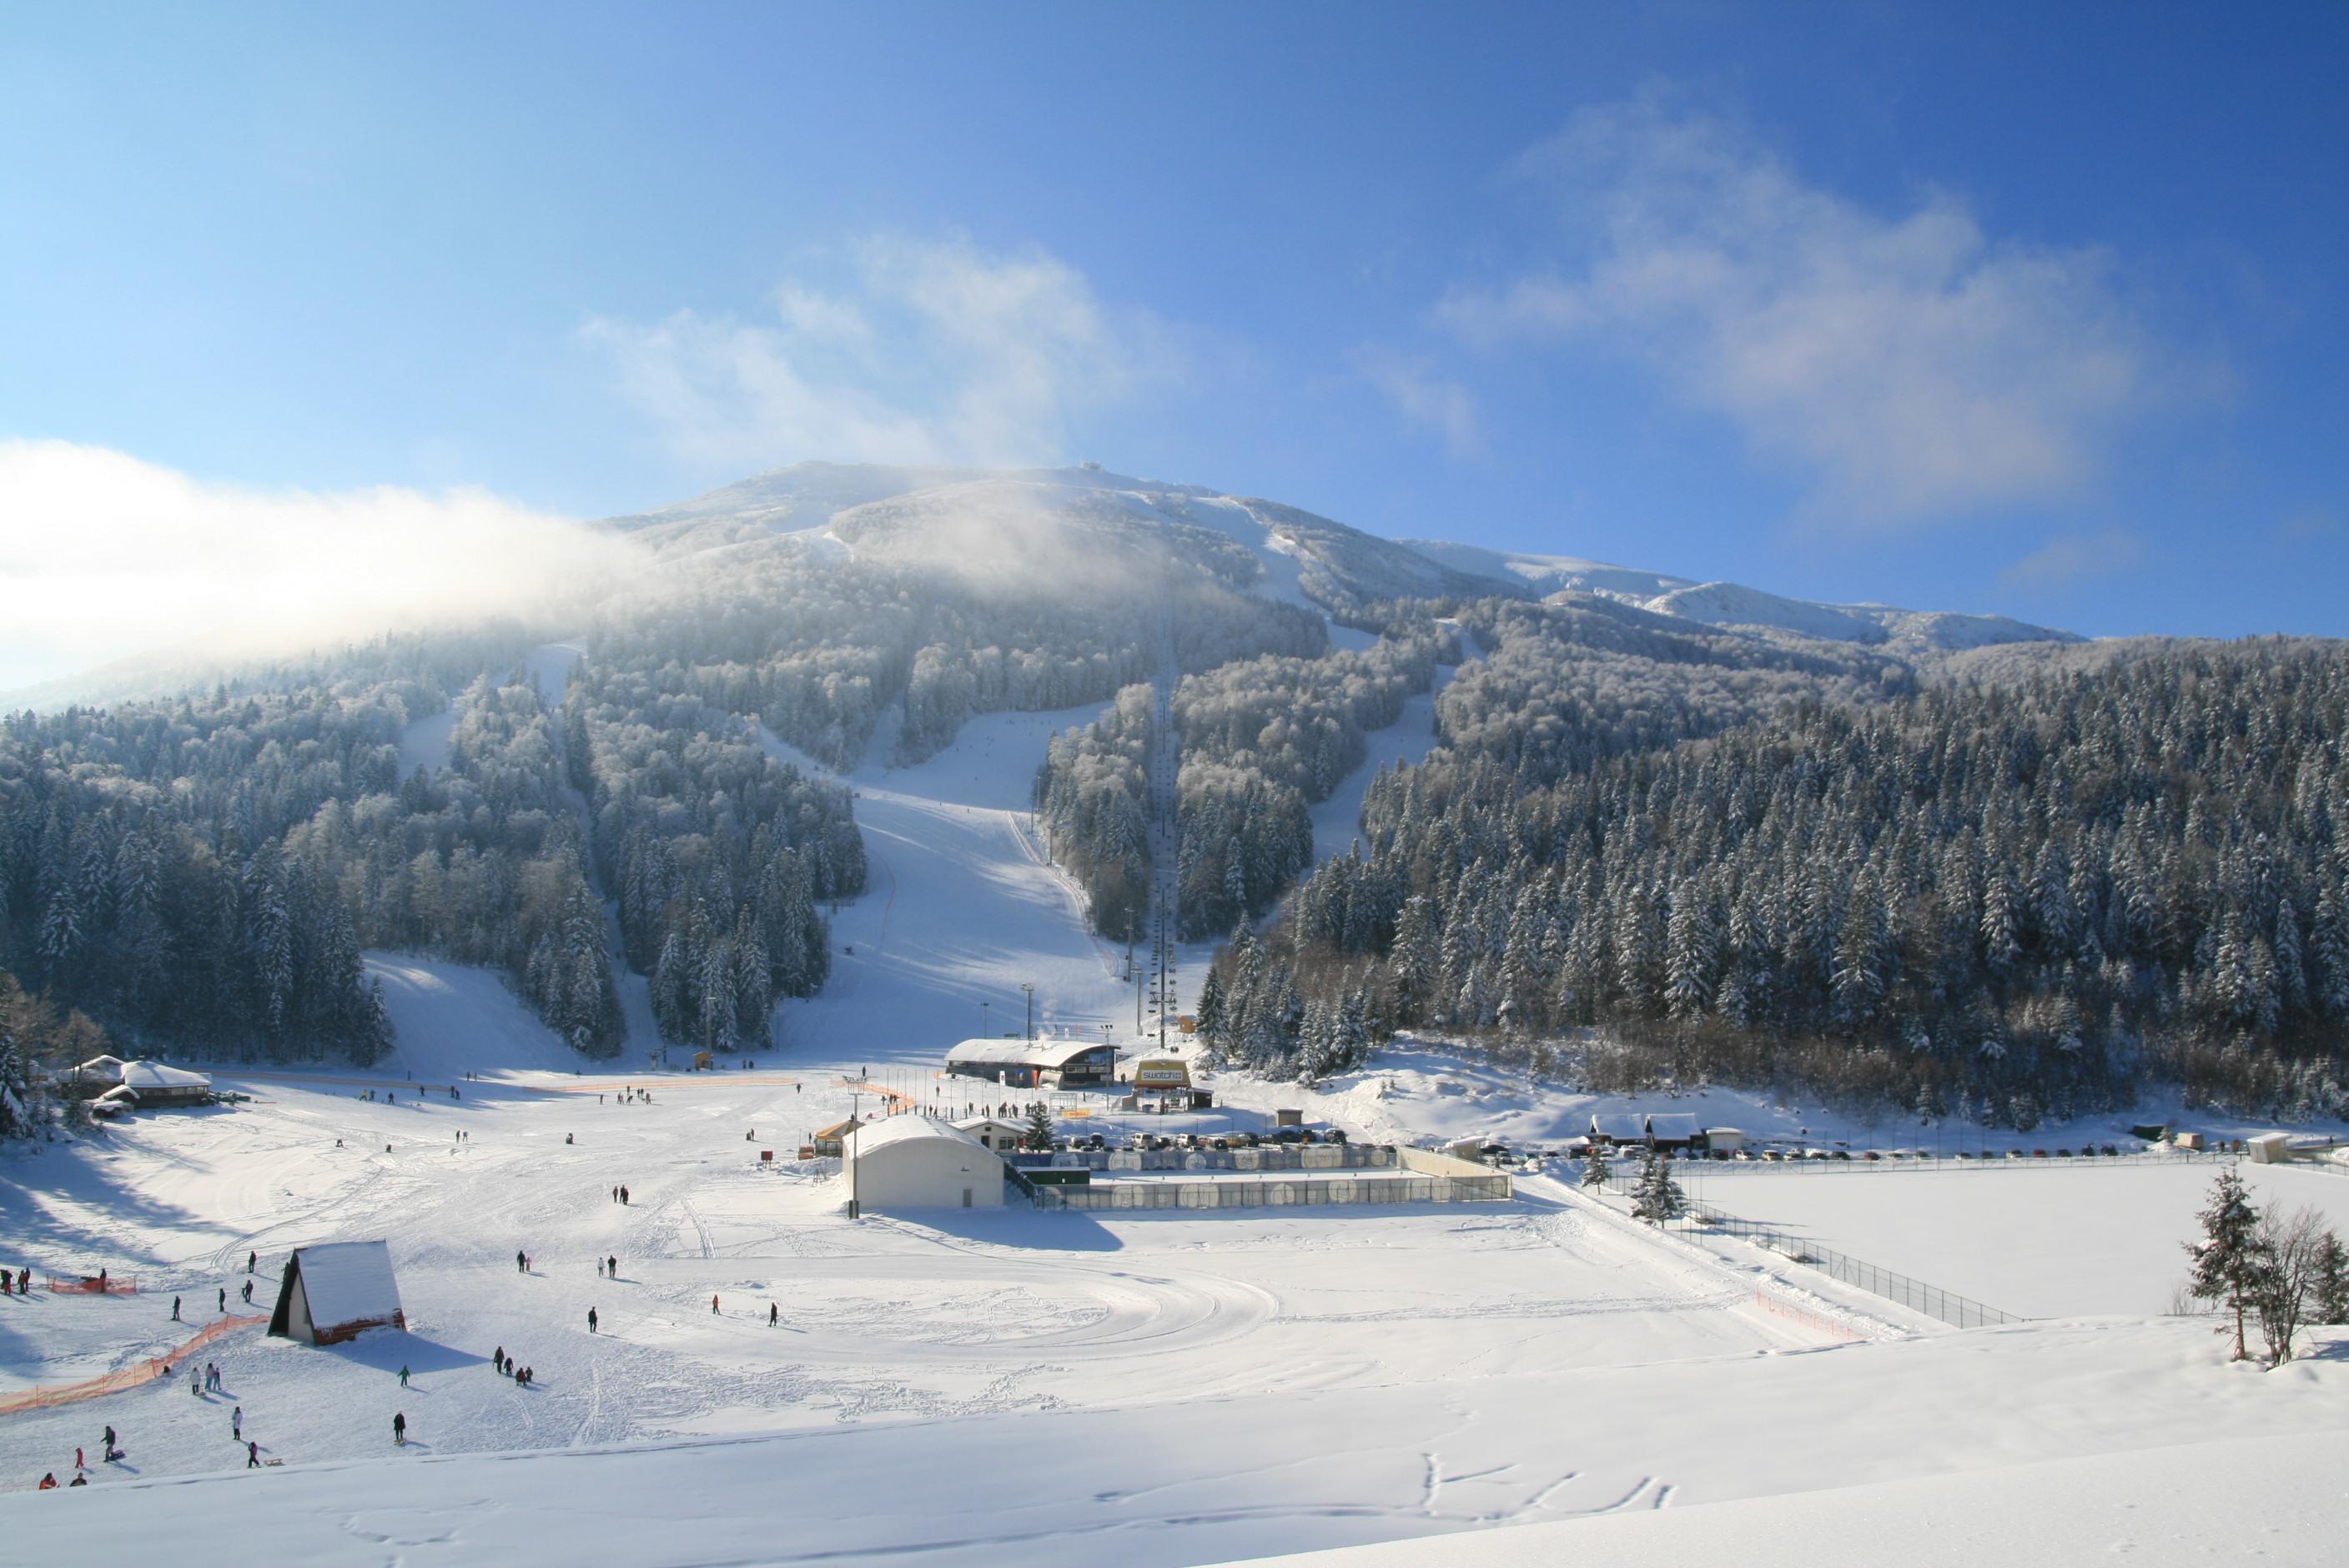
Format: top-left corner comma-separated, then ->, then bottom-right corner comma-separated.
981,1000 -> 990,1039
1022,983 -> 1034,1041
847,1082 -> 861,1219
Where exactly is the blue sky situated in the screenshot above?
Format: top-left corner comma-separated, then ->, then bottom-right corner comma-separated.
3,1 -> 2344,683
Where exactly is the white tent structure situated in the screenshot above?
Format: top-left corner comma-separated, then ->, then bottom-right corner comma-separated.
269,1241 -> 406,1345
844,1117 -> 1004,1212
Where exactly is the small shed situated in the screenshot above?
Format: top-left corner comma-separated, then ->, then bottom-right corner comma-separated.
1704,1127 -> 1746,1154
269,1241 -> 405,1345
2246,1132 -> 2294,1165
811,1118 -> 863,1158
953,1115 -> 1028,1154
844,1117 -> 1004,1211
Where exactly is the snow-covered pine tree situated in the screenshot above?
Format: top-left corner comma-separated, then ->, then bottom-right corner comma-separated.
2184,1165 -> 2275,1362
1581,1142 -> 1610,1189
1630,1145 -> 1684,1225
1021,1100 -> 1054,1152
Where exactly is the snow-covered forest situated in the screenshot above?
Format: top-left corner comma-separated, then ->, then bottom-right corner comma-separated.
1210,636 -> 2349,1122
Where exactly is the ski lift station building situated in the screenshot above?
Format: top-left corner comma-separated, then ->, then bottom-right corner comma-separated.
943,1037 -> 1117,1089
269,1241 -> 406,1345
845,1116 -> 1006,1211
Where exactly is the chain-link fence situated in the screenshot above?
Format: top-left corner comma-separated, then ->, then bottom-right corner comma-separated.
1596,1173 -> 2027,1329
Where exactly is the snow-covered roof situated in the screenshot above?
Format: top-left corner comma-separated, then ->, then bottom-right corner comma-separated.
74,1054 -> 128,1077
1591,1113 -> 1647,1140
292,1241 -> 402,1329
94,1085 -> 139,1103
953,1116 -> 1026,1133
944,1038 -> 1113,1070
119,1060 -> 211,1091
846,1116 -> 985,1156
1646,1113 -> 1703,1139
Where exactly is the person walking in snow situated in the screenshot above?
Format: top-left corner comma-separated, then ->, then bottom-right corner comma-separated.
242,1280 -> 253,1304
189,1366 -> 201,1396
619,1185 -> 629,1204
247,1440 -> 259,1469
712,1294 -> 720,1315
398,1364 -> 410,1387
247,1251 -> 255,1274
218,1287 -> 225,1313
103,1425 -> 116,1461
516,1249 -> 527,1274
768,1302 -> 777,1327
75,1446 -> 83,1471
392,1412 -> 407,1445
233,1406 -> 242,1440
172,1294 -> 181,1321
586,1308 -> 598,1334
493,1345 -> 505,1374
607,1255 -> 616,1279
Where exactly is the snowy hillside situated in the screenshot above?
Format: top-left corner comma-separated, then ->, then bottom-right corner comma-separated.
1401,537 -> 2077,655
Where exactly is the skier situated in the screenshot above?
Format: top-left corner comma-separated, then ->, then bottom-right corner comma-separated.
587,1308 -> 598,1334
398,1364 -> 410,1387
247,1440 -> 259,1468
392,1412 -> 407,1445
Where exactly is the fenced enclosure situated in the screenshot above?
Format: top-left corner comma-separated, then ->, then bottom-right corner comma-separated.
1017,1170 -> 1510,1209
1597,1172 -> 2028,1329
0,1313 -> 267,1416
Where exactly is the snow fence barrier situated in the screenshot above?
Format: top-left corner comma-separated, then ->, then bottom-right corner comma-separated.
0,1313 -> 268,1417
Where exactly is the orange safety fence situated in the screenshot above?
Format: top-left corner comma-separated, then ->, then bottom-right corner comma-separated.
0,1313 -> 268,1417
46,1276 -> 139,1296
1753,1287 -> 1864,1344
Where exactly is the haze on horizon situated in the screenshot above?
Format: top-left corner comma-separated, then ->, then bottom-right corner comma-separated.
3,3 -> 2343,689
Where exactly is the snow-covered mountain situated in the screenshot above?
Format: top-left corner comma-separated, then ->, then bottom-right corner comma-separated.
611,461 -> 2076,660
1398,539 -> 2076,657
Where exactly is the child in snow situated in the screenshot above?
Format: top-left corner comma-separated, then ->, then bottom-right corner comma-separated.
248,1441 -> 259,1468
399,1365 -> 410,1387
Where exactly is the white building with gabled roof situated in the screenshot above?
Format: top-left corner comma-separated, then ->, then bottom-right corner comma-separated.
845,1116 -> 1005,1211
269,1240 -> 406,1345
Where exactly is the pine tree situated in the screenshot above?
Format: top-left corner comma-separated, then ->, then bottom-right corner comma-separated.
1581,1142 -> 1610,1189
2184,1165 -> 2275,1362
2307,1232 -> 2349,1327
1020,1100 -> 1054,1152
1631,1145 -> 1685,1225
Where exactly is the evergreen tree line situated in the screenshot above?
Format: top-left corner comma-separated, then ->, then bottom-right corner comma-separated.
1219,641 -> 2349,1122
1034,631 -> 1446,941
1189,923 -> 1377,1083
564,666 -> 863,1053
586,530 -> 1327,775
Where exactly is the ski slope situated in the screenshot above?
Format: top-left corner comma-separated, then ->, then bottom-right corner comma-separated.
757,699 -> 1136,1061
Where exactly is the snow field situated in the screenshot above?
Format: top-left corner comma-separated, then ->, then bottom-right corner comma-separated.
1672,1157 -> 2349,1319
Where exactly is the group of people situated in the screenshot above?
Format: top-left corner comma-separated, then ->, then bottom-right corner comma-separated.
1,1266 -> 33,1296
491,1346 -> 534,1386
609,1184 -> 631,1204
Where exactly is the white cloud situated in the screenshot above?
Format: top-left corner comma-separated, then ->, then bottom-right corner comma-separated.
1998,527 -> 2146,593
0,440 -> 643,691
1352,348 -> 1483,459
1439,93 -> 2160,524
585,234 -> 1178,472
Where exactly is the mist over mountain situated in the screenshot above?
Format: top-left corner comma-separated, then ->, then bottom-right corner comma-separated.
4,457 -> 2340,1131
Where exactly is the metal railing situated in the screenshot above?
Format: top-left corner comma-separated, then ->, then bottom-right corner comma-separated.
1597,1173 -> 2027,1329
